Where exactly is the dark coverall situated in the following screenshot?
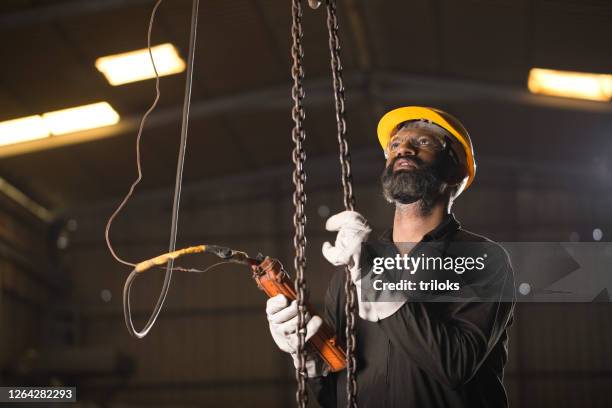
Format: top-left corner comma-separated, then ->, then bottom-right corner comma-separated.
308,214 -> 516,408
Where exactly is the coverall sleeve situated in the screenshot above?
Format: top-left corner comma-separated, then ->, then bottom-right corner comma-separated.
377,252 -> 515,389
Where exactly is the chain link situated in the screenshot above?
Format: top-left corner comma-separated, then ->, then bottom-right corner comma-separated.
289,2 -> 357,406
325,1 -> 357,406
290,0 -> 309,406
326,0 -> 355,212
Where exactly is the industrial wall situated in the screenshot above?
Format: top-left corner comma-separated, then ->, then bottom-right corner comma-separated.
0,191 -> 53,382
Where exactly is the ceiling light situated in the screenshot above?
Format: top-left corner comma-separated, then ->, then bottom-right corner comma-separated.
95,43 -> 186,86
42,102 -> 120,135
0,115 -> 49,147
528,68 -> 612,102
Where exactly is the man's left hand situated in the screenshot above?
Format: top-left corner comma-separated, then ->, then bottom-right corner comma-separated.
322,210 -> 372,283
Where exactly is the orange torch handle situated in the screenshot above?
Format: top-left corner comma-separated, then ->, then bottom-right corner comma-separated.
252,257 -> 346,373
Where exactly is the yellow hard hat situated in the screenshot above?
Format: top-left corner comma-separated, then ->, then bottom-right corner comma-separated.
377,106 -> 476,193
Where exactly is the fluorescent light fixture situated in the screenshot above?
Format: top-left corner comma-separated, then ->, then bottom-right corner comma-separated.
0,115 -> 50,147
528,68 -> 612,102
95,43 -> 186,86
0,102 -> 121,154
42,102 -> 120,135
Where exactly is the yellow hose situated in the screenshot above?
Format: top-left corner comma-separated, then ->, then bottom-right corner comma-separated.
134,245 -> 207,273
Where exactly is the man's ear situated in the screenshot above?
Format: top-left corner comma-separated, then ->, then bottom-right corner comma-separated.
437,151 -> 467,186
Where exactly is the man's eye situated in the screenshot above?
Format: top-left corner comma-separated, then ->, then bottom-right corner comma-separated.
418,138 -> 431,145
390,142 -> 399,149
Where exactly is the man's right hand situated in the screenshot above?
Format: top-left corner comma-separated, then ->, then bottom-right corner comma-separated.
266,294 -> 329,377
266,294 -> 322,354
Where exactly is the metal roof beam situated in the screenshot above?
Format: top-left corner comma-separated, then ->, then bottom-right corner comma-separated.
0,74 -> 369,159
0,0 -> 156,29
371,71 -> 612,114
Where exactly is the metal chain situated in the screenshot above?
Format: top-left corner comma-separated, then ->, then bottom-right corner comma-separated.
325,1 -> 357,406
289,2 -> 356,407
290,0 -> 308,406
326,0 -> 355,212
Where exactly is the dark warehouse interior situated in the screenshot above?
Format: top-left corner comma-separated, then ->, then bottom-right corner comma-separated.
0,0 -> 611,407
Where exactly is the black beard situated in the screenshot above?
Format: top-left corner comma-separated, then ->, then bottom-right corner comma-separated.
380,157 -> 446,215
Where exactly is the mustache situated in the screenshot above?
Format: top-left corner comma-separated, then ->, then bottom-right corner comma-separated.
389,155 -> 424,169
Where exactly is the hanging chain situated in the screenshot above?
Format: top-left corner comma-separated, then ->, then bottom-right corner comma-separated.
325,1 -> 357,406
290,0 -> 308,407
289,1 -> 357,407
326,0 -> 355,212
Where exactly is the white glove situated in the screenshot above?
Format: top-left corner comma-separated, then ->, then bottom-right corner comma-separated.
322,211 -> 372,282
322,211 -> 406,322
266,294 -> 328,377
357,278 -> 406,322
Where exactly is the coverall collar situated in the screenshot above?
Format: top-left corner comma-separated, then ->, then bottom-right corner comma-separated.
380,212 -> 460,243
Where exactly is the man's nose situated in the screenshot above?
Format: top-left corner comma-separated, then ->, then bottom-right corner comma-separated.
395,140 -> 416,157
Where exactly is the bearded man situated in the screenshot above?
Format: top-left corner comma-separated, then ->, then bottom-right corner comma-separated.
265,107 -> 515,408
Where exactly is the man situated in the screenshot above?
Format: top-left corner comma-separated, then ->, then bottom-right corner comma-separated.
266,107 -> 515,407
